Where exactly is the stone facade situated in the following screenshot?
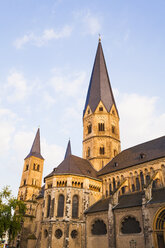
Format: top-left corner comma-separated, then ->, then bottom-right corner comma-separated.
17,41 -> 165,248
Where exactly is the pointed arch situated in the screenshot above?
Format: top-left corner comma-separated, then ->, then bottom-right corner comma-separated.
57,194 -> 64,217
72,195 -> 79,218
47,195 -> 51,218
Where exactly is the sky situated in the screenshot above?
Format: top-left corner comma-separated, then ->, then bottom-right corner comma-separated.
0,0 -> 165,196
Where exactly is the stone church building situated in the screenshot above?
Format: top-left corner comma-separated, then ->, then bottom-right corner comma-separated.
17,39 -> 165,248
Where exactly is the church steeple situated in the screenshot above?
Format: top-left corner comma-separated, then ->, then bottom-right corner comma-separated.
18,128 -> 44,201
64,140 -> 72,159
83,39 -> 118,116
25,128 -> 44,160
83,40 -> 120,171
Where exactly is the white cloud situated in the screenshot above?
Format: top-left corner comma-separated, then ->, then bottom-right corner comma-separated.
117,92 -> 165,149
14,25 -> 73,49
50,69 -> 87,97
83,11 -> 101,35
75,10 -> 101,36
43,92 -> 56,108
5,71 -> 28,102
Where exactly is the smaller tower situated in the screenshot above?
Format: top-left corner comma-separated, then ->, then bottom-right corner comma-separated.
18,128 -> 44,201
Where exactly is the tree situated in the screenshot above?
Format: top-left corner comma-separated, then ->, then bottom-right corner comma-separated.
0,186 -> 26,243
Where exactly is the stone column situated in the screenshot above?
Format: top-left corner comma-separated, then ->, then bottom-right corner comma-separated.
108,201 -> 115,248
142,196 -> 153,248
48,224 -> 52,248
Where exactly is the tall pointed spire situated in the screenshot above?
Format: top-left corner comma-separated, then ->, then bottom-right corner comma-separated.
64,140 -> 72,159
83,40 -> 118,116
25,128 -> 44,160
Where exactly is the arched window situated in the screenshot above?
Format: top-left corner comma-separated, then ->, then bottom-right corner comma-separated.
112,125 -> 115,134
109,183 -> 112,195
113,178 -> 116,191
72,195 -> 79,218
132,184 -> 135,192
100,146 -> 105,155
114,150 -> 117,156
47,195 -> 51,218
91,220 -> 107,235
57,194 -> 64,217
33,163 -> 36,170
140,171 -> 144,189
87,147 -> 90,157
154,208 -> 165,247
37,164 -> 40,171
153,179 -> 161,189
121,186 -> 125,194
87,123 -> 92,134
136,177 -> 140,191
98,123 -> 105,131
99,106 -> 103,111
146,175 -> 150,184
26,164 -> 29,171
121,216 -> 141,234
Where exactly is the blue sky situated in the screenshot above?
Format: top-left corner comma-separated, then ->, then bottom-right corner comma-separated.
0,0 -> 165,196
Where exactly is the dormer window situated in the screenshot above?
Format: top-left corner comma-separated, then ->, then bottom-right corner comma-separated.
140,153 -> 146,159
99,106 -> 103,111
114,162 -> 118,167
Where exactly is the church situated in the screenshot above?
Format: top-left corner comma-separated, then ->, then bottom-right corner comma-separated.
17,39 -> 165,248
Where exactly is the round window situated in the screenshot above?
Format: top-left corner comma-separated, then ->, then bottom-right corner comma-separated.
55,229 -> 63,239
71,230 -> 78,239
44,229 -> 48,238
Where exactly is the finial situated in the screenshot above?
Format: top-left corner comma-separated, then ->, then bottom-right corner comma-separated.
99,34 -> 101,42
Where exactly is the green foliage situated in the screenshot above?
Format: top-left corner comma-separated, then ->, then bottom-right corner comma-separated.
0,186 -> 26,241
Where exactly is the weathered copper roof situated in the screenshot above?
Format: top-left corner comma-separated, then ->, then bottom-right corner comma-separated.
25,128 -> 44,160
44,154 -> 98,181
83,40 -> 118,116
98,136 -> 165,176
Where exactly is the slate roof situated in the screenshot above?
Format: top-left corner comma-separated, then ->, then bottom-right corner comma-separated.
114,192 -> 143,209
150,188 -> 165,204
25,128 -> 44,160
83,40 -> 118,116
98,136 -> 165,176
85,188 -> 165,214
84,197 -> 110,214
44,154 -> 98,181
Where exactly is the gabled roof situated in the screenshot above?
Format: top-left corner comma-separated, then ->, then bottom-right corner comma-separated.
64,140 -> 72,159
25,128 -> 44,160
83,40 -> 118,116
44,154 -> 98,181
84,188 -> 165,214
98,136 -> 165,176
